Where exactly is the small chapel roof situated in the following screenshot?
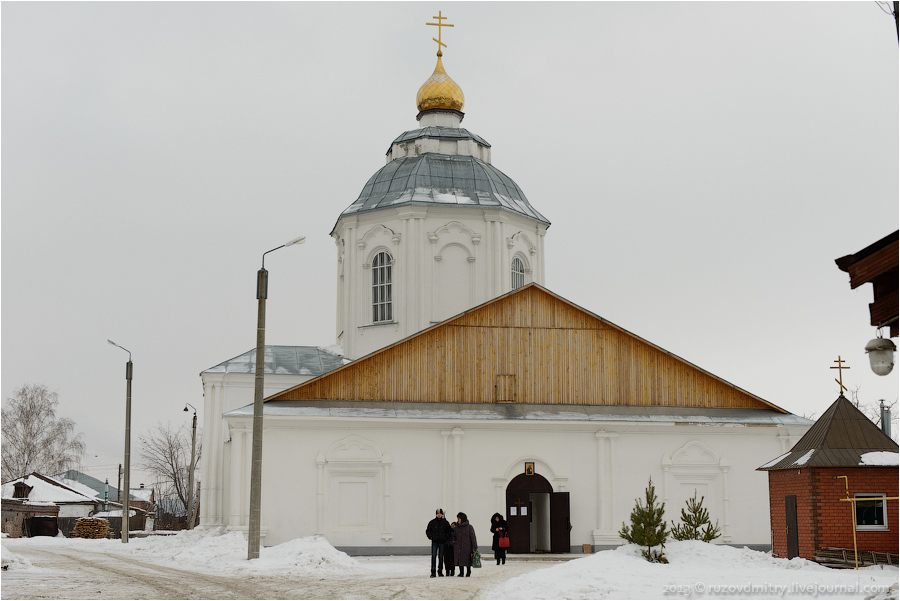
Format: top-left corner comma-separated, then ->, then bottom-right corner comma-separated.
757,395 -> 898,470
224,399 -> 812,426
201,345 -> 347,376
337,153 -> 550,225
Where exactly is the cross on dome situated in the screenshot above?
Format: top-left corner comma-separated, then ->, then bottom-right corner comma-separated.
417,11 -> 464,114
427,11 -> 454,57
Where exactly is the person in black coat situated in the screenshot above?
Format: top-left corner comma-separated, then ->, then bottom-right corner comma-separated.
443,522 -> 457,576
425,509 -> 452,577
453,512 -> 478,577
490,512 -> 509,565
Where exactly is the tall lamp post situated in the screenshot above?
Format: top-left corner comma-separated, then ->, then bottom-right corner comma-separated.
184,403 -> 198,529
107,339 -> 132,543
248,235 -> 305,560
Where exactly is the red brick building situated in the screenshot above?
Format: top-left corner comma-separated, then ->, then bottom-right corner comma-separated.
758,395 -> 898,562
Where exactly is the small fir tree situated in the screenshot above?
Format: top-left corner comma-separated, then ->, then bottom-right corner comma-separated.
619,477 -> 668,563
670,491 -> 721,542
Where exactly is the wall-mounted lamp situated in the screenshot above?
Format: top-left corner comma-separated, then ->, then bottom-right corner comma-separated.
865,332 -> 896,376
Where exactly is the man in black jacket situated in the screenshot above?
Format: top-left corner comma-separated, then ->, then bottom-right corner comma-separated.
425,509 -> 452,577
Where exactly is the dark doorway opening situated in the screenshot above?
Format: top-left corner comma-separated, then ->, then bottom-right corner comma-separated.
785,495 -> 799,559
505,472 -> 570,553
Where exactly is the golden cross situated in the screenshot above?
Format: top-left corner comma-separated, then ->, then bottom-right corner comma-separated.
831,355 -> 850,392
426,11 -> 454,56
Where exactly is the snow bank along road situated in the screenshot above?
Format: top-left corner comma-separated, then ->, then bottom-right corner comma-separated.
1,537 -> 565,600
2,529 -> 898,600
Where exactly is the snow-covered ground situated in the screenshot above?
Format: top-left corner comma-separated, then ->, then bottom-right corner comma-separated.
483,542 -> 898,600
2,529 -> 897,599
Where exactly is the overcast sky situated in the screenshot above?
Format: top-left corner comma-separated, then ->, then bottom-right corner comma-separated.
3,2 -> 898,487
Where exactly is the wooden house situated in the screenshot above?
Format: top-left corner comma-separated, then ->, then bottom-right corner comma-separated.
758,395 -> 898,565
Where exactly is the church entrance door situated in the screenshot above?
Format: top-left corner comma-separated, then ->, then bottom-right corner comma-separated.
505,472 -> 570,553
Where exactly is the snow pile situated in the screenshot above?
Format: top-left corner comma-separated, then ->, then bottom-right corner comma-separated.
1,544 -> 34,571
860,451 -> 899,466
121,528 -> 361,575
252,535 -> 361,574
482,541 -> 899,600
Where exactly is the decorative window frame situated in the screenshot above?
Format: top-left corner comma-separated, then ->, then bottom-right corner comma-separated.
662,441 -> 731,542
369,249 -> 394,324
315,436 -> 393,541
854,493 -> 888,531
511,256 -> 527,290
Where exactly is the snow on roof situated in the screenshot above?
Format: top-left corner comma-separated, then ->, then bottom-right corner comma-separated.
57,478 -> 103,499
202,346 -> 347,376
1,474 -> 98,504
92,509 -> 138,518
790,449 -> 816,467
859,451 -> 900,466
759,452 -> 791,469
130,488 -> 153,502
224,400 -> 813,426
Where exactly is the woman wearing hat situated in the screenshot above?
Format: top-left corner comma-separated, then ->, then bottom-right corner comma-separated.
453,512 -> 478,577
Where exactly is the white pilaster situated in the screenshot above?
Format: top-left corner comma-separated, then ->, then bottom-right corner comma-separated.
451,427 -> 464,510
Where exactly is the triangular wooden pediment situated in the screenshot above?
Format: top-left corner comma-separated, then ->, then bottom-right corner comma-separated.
269,284 -> 785,412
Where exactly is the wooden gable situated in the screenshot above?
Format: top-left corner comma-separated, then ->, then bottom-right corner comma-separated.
269,284 -> 785,412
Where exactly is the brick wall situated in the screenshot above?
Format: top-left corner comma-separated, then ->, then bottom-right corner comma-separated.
811,466 -> 898,555
767,466 -> 898,559
767,469 -> 816,559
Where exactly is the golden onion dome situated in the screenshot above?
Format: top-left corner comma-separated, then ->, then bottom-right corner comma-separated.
416,54 -> 465,112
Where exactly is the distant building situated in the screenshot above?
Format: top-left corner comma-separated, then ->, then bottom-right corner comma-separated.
758,395 -> 899,564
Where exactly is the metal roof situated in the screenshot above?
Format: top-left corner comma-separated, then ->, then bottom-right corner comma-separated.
388,127 -> 491,151
336,153 -> 550,226
202,346 -> 347,376
758,395 -> 898,470
225,400 -> 812,425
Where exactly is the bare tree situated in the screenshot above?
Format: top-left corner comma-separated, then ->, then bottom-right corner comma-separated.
847,386 -> 898,442
1,384 -> 86,482
138,422 -> 201,518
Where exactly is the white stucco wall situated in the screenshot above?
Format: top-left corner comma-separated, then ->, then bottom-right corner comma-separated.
199,371 -> 315,529
333,207 -> 547,360
217,414 -> 807,550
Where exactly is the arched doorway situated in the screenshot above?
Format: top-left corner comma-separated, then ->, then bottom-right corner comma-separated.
505,472 -> 570,553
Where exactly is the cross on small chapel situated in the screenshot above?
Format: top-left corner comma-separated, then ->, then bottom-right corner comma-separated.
831,355 -> 850,392
427,11 -> 454,56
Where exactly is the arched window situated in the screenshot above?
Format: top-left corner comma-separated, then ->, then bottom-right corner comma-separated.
372,251 -> 393,322
511,257 -> 525,290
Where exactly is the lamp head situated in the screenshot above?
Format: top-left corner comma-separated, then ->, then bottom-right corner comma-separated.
183,406 -> 189,412
285,235 -> 306,247
866,336 -> 896,376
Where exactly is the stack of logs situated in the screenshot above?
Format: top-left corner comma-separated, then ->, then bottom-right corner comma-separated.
72,517 -> 110,539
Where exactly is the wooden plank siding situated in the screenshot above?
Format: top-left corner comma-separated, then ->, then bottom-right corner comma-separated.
270,284 -> 784,412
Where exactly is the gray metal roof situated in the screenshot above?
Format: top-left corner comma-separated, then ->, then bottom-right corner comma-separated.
225,400 -> 813,425
202,346 -> 347,376
388,127 -> 491,151
758,395 -> 898,470
336,153 -> 550,226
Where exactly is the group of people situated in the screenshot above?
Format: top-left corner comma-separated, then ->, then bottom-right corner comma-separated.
425,510 -> 509,578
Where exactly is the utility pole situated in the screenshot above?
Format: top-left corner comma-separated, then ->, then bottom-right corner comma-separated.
117,464 -> 123,504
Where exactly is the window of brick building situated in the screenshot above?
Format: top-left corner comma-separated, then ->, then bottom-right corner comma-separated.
855,493 -> 888,530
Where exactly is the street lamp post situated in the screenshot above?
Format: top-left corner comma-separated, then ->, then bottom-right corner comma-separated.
248,235 -> 305,560
108,339 -> 132,543
184,403 -> 198,530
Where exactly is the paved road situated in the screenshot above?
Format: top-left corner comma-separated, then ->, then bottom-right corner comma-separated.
2,545 -> 567,600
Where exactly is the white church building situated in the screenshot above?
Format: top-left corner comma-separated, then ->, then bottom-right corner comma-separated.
200,26 -> 811,553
